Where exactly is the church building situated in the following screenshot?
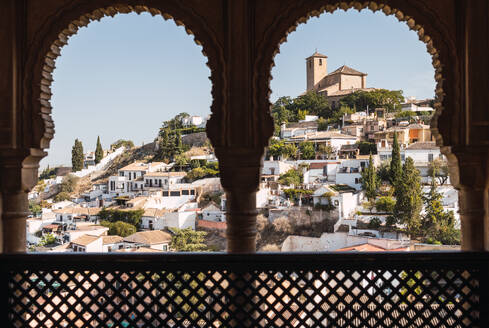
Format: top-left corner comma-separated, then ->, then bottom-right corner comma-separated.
306,51 -> 375,108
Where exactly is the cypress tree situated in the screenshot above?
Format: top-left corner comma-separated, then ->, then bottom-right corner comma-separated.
95,136 -> 103,164
361,154 -> 378,201
393,157 -> 422,237
71,139 -> 84,172
389,131 -> 402,185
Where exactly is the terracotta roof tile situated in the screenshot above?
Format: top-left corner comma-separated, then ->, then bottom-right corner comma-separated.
71,234 -> 100,246
124,230 -> 172,245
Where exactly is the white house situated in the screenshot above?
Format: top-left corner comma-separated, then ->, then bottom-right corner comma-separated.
53,207 -> 101,226
71,234 -> 103,252
144,171 -> 186,189
65,224 -> 108,243
261,160 -> 294,177
201,203 -> 224,222
335,156 -> 378,190
313,185 -> 363,220
289,130 -> 358,151
182,115 -> 205,128
102,235 -> 125,252
303,161 -> 340,184
123,230 -> 172,251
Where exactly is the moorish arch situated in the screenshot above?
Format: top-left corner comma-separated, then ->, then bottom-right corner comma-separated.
252,0 -> 487,250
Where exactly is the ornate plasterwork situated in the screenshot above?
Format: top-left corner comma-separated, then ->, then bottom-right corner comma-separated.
25,1 -> 224,153
254,0 -> 458,152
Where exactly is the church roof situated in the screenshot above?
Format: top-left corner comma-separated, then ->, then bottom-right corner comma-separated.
306,51 -> 328,59
328,65 -> 367,76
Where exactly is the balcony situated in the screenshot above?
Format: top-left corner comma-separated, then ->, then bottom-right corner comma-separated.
1,252 -> 487,327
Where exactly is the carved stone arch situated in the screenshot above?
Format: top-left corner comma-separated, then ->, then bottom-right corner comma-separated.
254,0 -> 462,154
23,0 -> 225,154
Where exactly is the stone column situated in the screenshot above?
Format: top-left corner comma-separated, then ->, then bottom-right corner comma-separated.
215,147 -> 263,253
0,149 -> 44,253
450,149 -> 489,250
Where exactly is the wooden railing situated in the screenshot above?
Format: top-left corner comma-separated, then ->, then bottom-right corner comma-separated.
1,252 -> 488,327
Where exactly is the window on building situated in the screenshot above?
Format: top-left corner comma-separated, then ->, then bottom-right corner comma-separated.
163,245 -> 168,251
163,191 -> 169,196
182,190 -> 189,195
170,191 -> 180,197
190,190 -> 195,195
319,59 -> 322,65
428,153 -> 434,162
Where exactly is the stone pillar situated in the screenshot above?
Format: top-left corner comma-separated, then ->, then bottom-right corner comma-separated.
0,149 -> 44,253
450,149 -> 489,250
215,147 -> 263,253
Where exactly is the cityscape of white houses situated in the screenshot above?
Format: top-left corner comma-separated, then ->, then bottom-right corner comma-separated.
28,62 -> 459,252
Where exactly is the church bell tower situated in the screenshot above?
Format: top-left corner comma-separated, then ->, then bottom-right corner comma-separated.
306,51 -> 328,91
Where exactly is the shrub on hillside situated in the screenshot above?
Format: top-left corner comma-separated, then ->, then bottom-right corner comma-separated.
53,192 -> 71,202
375,196 -> 396,213
368,217 -> 382,229
98,208 -> 144,226
100,220 -> 136,237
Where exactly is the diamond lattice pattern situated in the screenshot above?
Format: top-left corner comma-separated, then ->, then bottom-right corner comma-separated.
8,267 -> 480,327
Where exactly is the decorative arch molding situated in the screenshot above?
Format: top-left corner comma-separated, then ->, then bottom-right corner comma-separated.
254,0 -> 461,153
24,0 -> 225,153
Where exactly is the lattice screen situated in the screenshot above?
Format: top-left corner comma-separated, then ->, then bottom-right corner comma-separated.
7,266 -> 480,327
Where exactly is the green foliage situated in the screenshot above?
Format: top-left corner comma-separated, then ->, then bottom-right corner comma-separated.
174,154 -> 189,170
185,162 -> 219,182
427,158 -> 449,186
328,106 -> 355,126
339,89 -> 404,112
395,111 -> 416,119
299,141 -> 316,160
317,144 -> 334,159
110,139 -> 134,150
190,159 -> 201,169
361,154 -> 378,201
393,157 -> 423,237
385,215 -> 397,227
356,141 -> 377,155
170,228 -> 208,252
317,117 -> 329,131
376,161 -> 391,183
53,192 -> 71,203
71,138 -> 84,172
278,168 -> 303,186
375,196 -> 396,213
39,233 -> 57,246
100,220 -> 136,237
39,166 -> 56,180
283,188 -> 313,200
389,132 -> 403,185
95,136 -> 104,164
283,143 -> 298,160
368,217 -> 382,229
271,92 -> 332,134
267,139 -> 286,159
98,208 -> 144,226
421,169 -> 460,245
29,201 -> 42,216
60,174 -> 79,193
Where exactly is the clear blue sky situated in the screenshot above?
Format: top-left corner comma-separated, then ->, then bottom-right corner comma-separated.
44,9 -> 434,167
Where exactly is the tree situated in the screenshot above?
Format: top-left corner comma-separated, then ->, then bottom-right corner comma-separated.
98,208 -> 144,226
95,136 -> 104,164
53,192 -> 71,202
376,161 -> 391,183
422,169 -> 460,244
427,158 -> 449,185
340,89 -> 404,112
283,143 -> 298,160
59,174 -> 79,193
39,233 -> 57,246
110,139 -> 134,150
389,132 -> 402,185
101,220 -> 136,237
375,196 -> 396,213
299,141 -> 316,160
317,144 -> 334,159
71,139 -> 84,172
356,141 -> 377,155
278,168 -> 303,186
393,157 -> 423,237
174,154 -> 189,171
361,154 -> 378,201
29,201 -> 42,216
267,139 -> 286,159
170,228 -> 208,251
